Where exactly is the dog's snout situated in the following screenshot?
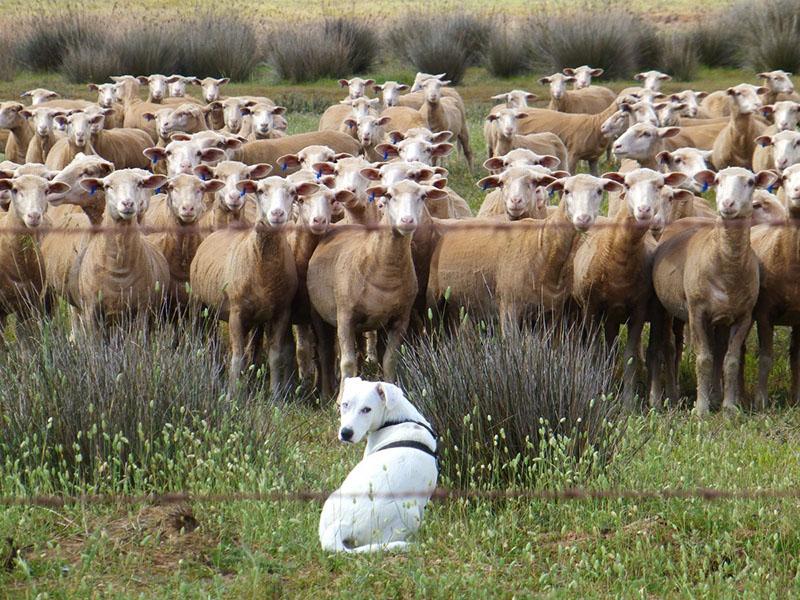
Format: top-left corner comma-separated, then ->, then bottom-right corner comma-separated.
339,427 -> 354,442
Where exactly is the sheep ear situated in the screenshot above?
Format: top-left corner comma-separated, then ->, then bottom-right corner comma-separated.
483,157 -> 505,172
142,112 -> 157,122
425,185 -> 449,200
538,155 -> 561,169
277,154 -> 301,170
431,143 -> 454,158
343,117 -> 357,130
655,150 -> 671,166
538,77 -> 551,85
372,84 -> 384,93
564,76 -> 576,84
416,167 -> 436,182
697,91 -> 709,99
202,179 -> 225,193
761,104 -> 775,117
490,93 -> 509,101
374,143 -> 399,159
366,184 -> 387,199
601,172 -> 625,185
376,116 -> 392,127
0,179 -> 13,192
193,164 -> 214,181
526,93 -> 538,102
312,162 -> 336,175
143,147 -> 167,164
170,133 -> 192,142
658,127 -> 681,139
693,170 -> 717,189
87,83 -> 99,91
562,68 -> 575,76
333,189 -> 355,205
671,189 -> 694,204
754,170 -> 779,189
246,163 -> 273,179
295,182 -> 320,196
591,68 -> 604,77
634,73 -> 645,81
726,87 -> 737,96
431,131 -> 452,143
363,79 -> 375,86
338,79 -> 350,88
663,172 -> 687,187
79,178 -> 102,193
236,179 -> 258,194
387,130 -> 405,143
476,175 -> 501,191
137,76 -> 150,84
359,167 -> 382,181
756,86 -> 770,96
546,179 -> 566,194
550,170 -> 570,179
319,175 -> 336,188
334,153 -> 352,161
141,174 -> 167,189
18,109 -> 33,119
397,84 -> 409,92
659,74 -> 672,81
219,78 -> 230,85
602,179 -> 624,193
757,72 -> 769,79
755,135 -> 774,148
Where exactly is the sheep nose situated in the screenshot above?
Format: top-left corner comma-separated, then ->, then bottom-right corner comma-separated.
400,216 -> 414,224
575,213 -> 592,227
270,208 -> 286,219
339,427 -> 353,441
27,212 -> 41,223
510,196 -> 524,206
312,216 -> 326,225
723,199 -> 735,209
612,143 -> 623,153
120,199 -> 134,211
778,159 -> 789,170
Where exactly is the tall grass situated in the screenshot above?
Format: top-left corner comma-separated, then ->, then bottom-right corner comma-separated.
657,32 -> 699,82
14,12 -> 103,72
266,18 -> 378,83
526,8 -> 657,79
387,13 -> 491,84
398,319 -> 624,489
720,0 -> 800,71
0,32 -> 17,81
485,21 -> 531,78
0,315 -> 294,495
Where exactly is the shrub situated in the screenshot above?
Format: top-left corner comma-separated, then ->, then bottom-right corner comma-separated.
485,22 -> 531,78
398,319 -> 624,489
266,18 -> 378,83
14,12 -> 103,72
722,0 -> 800,71
0,315 -> 291,494
113,28 -> 179,80
526,8 -> 655,79
0,32 -> 17,81
60,42 -> 122,83
690,23 -> 741,68
657,32 -> 699,82
387,13 -> 491,85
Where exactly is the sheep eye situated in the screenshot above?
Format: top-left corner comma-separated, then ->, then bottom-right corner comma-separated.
360,407 -> 371,414
166,151 -> 172,156
748,179 -> 755,186
674,158 -> 682,164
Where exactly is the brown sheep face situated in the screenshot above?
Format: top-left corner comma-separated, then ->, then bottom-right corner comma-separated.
549,174 -> 621,231
251,105 -> 285,137
54,111 -> 98,149
82,170 -> 166,222
656,148 -> 713,193
339,78 -> 374,101
759,131 -> 800,173
198,77 -> 229,103
88,83 -> 118,108
167,75 -> 197,98
781,164 -> 800,210
726,84 -> 769,116
564,66 -> 603,90
165,174 -> 223,224
368,179 -> 447,235
21,107 -> 63,138
0,175 -> 69,227
376,81 -> 409,108
138,75 -> 170,102
612,123 -> 679,162
758,70 -> 795,95
244,177 -> 319,228
698,167 -> 777,219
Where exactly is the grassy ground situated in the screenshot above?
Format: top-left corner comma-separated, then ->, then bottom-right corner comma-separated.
3,65 -> 800,598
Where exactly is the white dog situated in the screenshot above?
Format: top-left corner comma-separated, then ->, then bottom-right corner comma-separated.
319,377 -> 439,553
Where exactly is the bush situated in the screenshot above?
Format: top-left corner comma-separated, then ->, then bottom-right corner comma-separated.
0,315 -> 290,493
14,12 -> 104,72
387,13 -> 491,85
398,319 -> 625,489
527,8 -> 655,80
690,23 -> 741,68
266,18 -> 378,83
60,42 -> 122,83
0,32 -> 17,81
722,0 -> 800,71
113,28 -> 179,80
486,22 -> 531,78
656,32 -> 699,82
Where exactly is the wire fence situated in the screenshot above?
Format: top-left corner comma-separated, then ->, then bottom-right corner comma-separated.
4,486 -> 800,508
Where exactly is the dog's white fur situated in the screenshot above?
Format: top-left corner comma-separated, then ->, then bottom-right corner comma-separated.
319,377 -> 438,553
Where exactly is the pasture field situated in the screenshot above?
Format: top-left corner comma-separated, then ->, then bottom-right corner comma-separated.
2,62 -> 800,599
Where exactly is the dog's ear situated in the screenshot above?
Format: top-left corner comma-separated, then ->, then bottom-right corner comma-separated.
376,382 -> 403,410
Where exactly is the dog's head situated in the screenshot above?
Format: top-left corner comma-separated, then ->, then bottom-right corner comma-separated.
337,377 -> 403,444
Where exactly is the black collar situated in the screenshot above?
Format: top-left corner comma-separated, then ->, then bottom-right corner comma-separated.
377,419 -> 438,441
374,419 -> 439,467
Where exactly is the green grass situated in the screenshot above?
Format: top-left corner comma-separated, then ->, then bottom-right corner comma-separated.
2,63 -> 799,598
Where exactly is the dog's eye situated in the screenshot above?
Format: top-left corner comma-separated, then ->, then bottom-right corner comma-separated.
360,407 -> 371,414
341,402 -> 349,410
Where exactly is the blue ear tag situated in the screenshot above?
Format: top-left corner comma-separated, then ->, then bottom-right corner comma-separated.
88,185 -> 96,196
315,170 -> 322,180
369,191 -> 375,203
280,162 -> 287,172
482,182 -> 489,191
701,181 -> 709,193
199,172 -> 207,181
768,184 -> 775,193
151,156 -> 158,165
156,186 -> 163,194
383,151 -> 389,161
239,188 -> 246,198
548,189 -> 556,199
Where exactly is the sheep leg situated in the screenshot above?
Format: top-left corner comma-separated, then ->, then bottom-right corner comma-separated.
294,324 -> 317,385
68,306 -> 83,343
790,327 -> 800,407
646,315 -> 664,409
268,308 -> 292,393
381,316 -> 410,382
588,158 -> 599,177
458,129 -> 474,174
622,311 -> 645,411
227,308 -> 248,390
755,319 -> 774,410
710,328 -> 726,410
689,311 -> 713,416
722,318 -> 751,412
663,317 -> 680,405
311,311 -> 337,400
336,315 -> 359,384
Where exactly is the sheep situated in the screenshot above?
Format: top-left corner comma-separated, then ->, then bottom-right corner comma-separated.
144,103 -> 211,146
711,84 -> 769,170
427,174 -> 617,327
195,77 -> 229,103
373,81 -> 410,108
341,114 -> 392,160
378,106 -> 426,136
179,130 -> 245,160
167,75 -> 199,98
195,162 -> 272,231
751,163 -> 800,407
209,97 -> 258,137
0,102 -> 35,164
21,88 -> 60,106
248,104 -> 287,140
563,66 -> 604,89
649,167 -> 776,414
68,169 -> 169,330
189,175 -> 300,391
21,106 -> 64,164
483,148 -> 561,173
634,70 -> 672,92
486,108 -> 570,170
308,178 -> 448,396
489,90 -> 539,111
655,99 -> 688,127
45,111 -> 98,170
406,73 -> 468,117
754,130 -> 800,173
573,168 -> 685,407
232,132 -> 360,174
418,78 -> 473,171
612,123 -> 681,170
758,70 -> 799,104
751,188 -> 786,224
86,112 -> 154,170
538,72 -> 616,114
655,147 -> 715,194
374,137 -> 454,168
138,74 -> 174,103
751,102 -> 800,170
144,174 -> 224,310
475,165 -> 558,220
318,97 -> 380,137
0,175 -> 70,321
322,156 -> 380,225
86,83 -> 124,129
339,77 -> 375,100
515,99 -> 626,175
670,90 -> 710,118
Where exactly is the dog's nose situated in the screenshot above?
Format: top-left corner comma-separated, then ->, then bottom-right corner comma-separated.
339,427 -> 353,442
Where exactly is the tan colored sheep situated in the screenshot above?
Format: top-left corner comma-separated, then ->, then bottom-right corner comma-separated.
711,84 -> 769,170
539,72 -> 616,114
